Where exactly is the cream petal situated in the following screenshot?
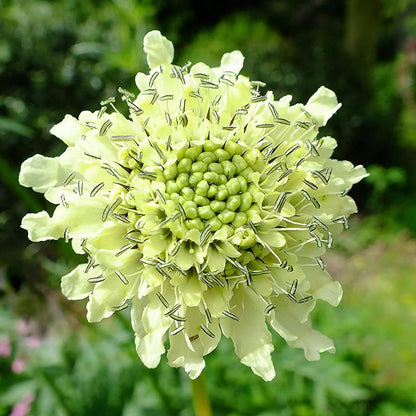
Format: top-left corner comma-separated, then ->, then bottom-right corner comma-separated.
167,308 -> 209,379
143,235 -> 169,257
181,275 -> 205,307
86,274 -> 133,322
132,296 -> 171,368
50,114 -> 88,145
203,287 -> 230,317
305,86 -> 342,127
198,318 -> 221,355
61,264 -> 95,300
221,288 -> 275,381
51,197 -> 106,238
143,30 -> 174,69
291,328 -> 335,361
206,247 -> 226,272
175,244 -> 197,270
88,222 -> 130,250
269,302 -> 335,360
21,211 -> 64,241
168,332 -> 205,379
259,230 -> 286,248
86,250 -> 140,322
220,50 -> 244,75
19,154 -> 64,193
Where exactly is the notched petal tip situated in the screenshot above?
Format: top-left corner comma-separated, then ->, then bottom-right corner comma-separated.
143,30 -> 174,69
241,344 -> 276,381
61,264 -> 94,300
19,154 -> 60,193
305,86 -> 342,127
21,211 -> 62,242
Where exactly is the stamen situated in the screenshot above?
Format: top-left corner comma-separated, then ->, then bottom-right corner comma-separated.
219,76 -> 235,87
298,296 -> 313,304
156,292 -> 169,308
164,304 -> 181,316
88,274 -> 105,284
205,308 -> 212,324
112,300 -> 128,312
98,106 -> 107,119
112,213 -> 129,224
171,326 -> 185,336
222,310 -> 239,321
315,257 -> 325,270
60,194 -> 69,208
200,324 -> 215,338
149,71 -> 160,87
199,223 -> 212,246
285,144 -> 301,156
268,102 -> 279,119
303,179 -> 318,190
275,117 -> 291,125
294,121 -> 311,129
193,72 -> 209,80
170,314 -> 186,322
118,87 -> 135,98
265,304 -> 276,314
333,215 -> 349,229
189,91 -> 203,100
307,139 -> 320,156
277,169 -> 293,182
115,270 -> 129,285
85,258 -> 95,273
90,182 -> 105,197
289,279 -> 298,295
200,80 -> 219,89
63,172 -> 76,186
63,227 -> 70,243
99,119 -> 113,136
77,180 -> 84,196
115,244 -> 135,257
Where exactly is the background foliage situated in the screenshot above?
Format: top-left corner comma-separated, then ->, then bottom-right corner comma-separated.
1,0 -> 416,415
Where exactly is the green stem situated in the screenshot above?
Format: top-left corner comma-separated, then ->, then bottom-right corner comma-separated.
191,371 -> 212,416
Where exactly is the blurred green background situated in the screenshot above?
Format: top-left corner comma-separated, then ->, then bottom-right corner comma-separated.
1,0 -> 416,415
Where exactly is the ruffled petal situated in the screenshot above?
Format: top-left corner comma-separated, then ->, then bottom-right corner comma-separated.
50,114 -> 88,145
61,264 -> 95,300
19,154 -> 63,193
21,211 -> 64,241
143,30 -> 174,69
167,332 -> 205,379
305,86 -> 342,127
131,296 -> 171,368
221,288 -> 275,381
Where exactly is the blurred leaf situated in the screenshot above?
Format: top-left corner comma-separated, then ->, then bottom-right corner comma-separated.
0,381 -> 36,407
0,116 -> 32,138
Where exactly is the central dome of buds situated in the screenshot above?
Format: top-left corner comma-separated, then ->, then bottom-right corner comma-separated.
20,30 -> 368,381
164,141 -> 258,232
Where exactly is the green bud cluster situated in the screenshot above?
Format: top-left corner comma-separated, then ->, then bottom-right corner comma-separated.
162,140 -> 263,232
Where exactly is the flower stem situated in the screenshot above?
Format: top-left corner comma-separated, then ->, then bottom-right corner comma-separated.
191,371 -> 212,416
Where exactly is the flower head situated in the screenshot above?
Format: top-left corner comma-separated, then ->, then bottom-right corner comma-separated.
20,31 -> 367,380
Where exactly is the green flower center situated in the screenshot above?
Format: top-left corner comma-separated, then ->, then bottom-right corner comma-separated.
162,139 -> 262,233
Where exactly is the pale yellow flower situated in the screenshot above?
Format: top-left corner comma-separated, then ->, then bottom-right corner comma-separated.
20,31 -> 367,380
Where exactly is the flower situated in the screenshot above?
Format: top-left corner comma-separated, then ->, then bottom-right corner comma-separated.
0,337 -> 11,357
20,30 -> 367,381
9,394 -> 34,416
